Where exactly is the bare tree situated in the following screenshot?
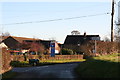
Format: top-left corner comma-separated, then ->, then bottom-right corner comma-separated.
115,26 -> 120,42
2,32 -> 11,36
49,37 -> 56,40
20,42 -> 45,54
71,30 -> 80,35
115,25 -> 120,52
30,42 -> 45,54
103,36 -> 110,42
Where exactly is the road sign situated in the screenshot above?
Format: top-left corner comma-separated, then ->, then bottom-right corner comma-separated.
50,42 -> 55,57
51,47 -> 55,57
50,43 -> 55,47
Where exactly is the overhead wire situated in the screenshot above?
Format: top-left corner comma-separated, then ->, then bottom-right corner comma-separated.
0,12 -> 110,26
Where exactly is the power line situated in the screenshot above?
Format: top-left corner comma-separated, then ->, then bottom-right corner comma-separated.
0,12 -> 110,26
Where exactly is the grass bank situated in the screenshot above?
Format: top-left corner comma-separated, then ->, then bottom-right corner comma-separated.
2,70 -> 18,79
75,53 -> 120,79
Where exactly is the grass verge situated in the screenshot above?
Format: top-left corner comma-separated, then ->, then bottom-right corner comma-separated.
2,70 -> 18,79
10,59 -> 85,67
75,53 -> 120,79
40,59 -> 85,63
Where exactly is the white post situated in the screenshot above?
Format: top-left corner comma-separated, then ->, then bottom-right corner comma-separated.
95,40 -> 97,53
60,44 -> 62,55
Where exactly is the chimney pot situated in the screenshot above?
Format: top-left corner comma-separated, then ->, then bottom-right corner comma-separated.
84,32 -> 86,36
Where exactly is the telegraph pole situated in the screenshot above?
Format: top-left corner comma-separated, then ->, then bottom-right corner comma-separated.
111,0 -> 115,42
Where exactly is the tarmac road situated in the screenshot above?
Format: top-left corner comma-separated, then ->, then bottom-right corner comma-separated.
10,62 -> 80,80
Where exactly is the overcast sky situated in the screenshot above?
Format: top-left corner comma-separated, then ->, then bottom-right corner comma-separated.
0,0 -> 120,43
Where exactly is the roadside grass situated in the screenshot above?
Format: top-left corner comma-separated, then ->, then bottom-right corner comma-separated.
40,59 -> 85,63
75,53 -> 120,79
10,59 -> 85,67
93,53 -> 119,62
2,70 -> 18,79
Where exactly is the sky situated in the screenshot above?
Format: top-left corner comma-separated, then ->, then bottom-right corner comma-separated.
0,0 -> 120,43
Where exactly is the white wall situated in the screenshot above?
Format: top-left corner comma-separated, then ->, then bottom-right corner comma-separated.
0,42 -> 8,48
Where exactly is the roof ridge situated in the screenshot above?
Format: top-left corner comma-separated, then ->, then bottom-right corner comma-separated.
9,36 -> 41,40
69,34 -> 99,36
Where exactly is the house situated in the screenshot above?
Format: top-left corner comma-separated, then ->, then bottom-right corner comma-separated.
63,32 -> 100,53
2,36 -> 40,50
2,36 -> 61,54
36,40 -> 61,54
64,32 -> 100,46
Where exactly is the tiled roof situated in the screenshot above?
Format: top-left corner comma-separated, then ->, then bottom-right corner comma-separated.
3,36 -> 41,43
66,35 -> 99,37
64,35 -> 100,45
1,36 -> 9,40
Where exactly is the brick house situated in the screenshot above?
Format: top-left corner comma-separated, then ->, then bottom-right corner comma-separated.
35,40 -> 60,54
63,32 -> 100,53
64,32 -> 100,46
2,36 -> 61,54
2,36 -> 40,50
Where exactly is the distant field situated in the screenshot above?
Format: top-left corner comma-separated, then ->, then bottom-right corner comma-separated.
75,53 -> 120,79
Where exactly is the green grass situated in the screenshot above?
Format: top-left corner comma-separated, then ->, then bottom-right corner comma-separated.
37,59 -> 85,66
75,53 -> 120,79
40,59 -> 85,63
93,53 -> 120,62
10,59 -> 85,67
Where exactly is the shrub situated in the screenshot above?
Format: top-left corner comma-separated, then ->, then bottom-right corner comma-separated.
61,48 -> 74,55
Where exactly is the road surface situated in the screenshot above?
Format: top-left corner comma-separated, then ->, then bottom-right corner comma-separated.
11,62 -> 80,80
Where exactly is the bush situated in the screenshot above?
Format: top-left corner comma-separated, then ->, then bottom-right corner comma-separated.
61,48 -> 74,55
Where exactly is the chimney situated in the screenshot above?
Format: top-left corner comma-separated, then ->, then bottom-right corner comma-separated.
84,32 -> 86,36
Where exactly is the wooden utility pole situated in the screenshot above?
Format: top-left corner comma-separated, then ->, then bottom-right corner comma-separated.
111,0 -> 115,42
